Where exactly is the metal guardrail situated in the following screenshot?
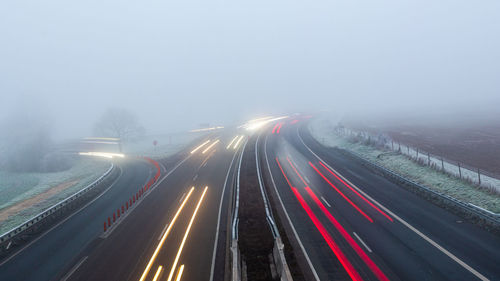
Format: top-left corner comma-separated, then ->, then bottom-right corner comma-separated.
255,134 -> 280,238
231,139 -> 247,281
0,163 -> 115,244
230,135 -> 293,281
338,127 -> 500,191
255,134 -> 293,281
341,149 -> 500,225
231,139 -> 247,241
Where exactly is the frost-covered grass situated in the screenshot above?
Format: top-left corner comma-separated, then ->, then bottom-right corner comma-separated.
340,128 -> 500,193
0,158 -> 109,235
309,118 -> 500,213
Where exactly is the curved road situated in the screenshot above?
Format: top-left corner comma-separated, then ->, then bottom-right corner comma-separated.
0,159 -> 154,281
259,118 -> 500,281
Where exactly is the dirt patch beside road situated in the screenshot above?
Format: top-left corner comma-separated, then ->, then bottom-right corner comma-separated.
0,180 -> 78,223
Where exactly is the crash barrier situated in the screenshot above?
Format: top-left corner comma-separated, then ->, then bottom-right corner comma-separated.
102,158 -> 161,232
340,148 -> 500,229
0,164 -> 117,254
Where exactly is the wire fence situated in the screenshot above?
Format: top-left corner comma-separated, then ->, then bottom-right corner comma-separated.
335,126 -> 500,194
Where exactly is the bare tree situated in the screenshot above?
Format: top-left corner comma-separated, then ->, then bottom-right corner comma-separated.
93,108 -> 145,151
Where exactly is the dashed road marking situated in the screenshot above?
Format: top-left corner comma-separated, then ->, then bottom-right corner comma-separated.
353,232 -> 372,253
321,196 -> 331,207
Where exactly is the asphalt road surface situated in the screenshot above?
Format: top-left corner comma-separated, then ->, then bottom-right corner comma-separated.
0,159 -> 154,281
1,121 -> 499,281
260,118 -> 500,281
66,132 -> 244,281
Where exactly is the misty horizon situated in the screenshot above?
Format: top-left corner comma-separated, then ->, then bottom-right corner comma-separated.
1,0 -> 499,140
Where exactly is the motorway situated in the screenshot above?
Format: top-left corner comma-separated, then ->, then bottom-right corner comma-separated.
66,132 -> 245,281
0,130 -> 246,281
260,118 -> 500,281
0,159 -> 155,281
1,118 -> 499,281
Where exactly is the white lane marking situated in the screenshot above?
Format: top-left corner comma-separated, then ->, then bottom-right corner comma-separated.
353,232 -> 372,253
209,145 -> 241,281
321,196 -> 331,208
179,192 -> 187,203
297,127 -> 490,281
304,176 -> 311,184
192,174 -> 198,181
264,133 -> 320,281
0,166 -> 123,267
157,223 -> 170,241
61,256 -> 88,281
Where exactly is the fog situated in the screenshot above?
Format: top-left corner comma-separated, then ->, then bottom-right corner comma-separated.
1,0 -> 499,140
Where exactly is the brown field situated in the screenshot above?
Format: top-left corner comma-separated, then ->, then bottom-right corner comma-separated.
343,116 -> 500,176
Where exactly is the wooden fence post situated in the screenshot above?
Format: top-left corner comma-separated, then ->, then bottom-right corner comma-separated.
478,169 -> 481,185
458,162 -> 462,179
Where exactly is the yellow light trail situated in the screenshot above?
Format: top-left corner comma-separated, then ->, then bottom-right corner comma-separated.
247,116 -> 273,123
233,135 -> 244,149
166,187 -> 208,281
81,140 -> 120,145
139,187 -> 195,281
189,126 -> 224,132
152,266 -> 163,281
202,140 -> 220,154
226,135 -> 239,150
84,137 -> 121,141
79,152 -> 125,159
242,116 -> 289,131
175,265 -> 185,281
190,140 -> 211,154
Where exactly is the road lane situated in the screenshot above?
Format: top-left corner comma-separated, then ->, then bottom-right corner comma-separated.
68,132 -> 243,281
0,159 -> 154,281
260,119 -> 500,280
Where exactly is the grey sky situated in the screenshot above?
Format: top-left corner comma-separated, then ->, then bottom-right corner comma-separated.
1,0 -> 499,139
